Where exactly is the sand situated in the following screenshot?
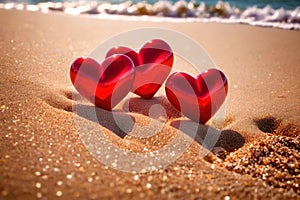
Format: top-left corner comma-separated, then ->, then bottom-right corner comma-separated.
0,9 -> 299,199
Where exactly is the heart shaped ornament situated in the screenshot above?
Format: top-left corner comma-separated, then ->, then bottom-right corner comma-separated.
165,68 -> 228,124
70,55 -> 135,110
106,39 -> 174,99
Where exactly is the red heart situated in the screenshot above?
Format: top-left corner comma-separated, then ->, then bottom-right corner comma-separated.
106,39 -> 173,99
165,69 -> 228,124
70,55 -> 135,110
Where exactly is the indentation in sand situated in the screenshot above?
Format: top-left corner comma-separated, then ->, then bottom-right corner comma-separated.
61,89 -> 83,102
44,89 -> 73,112
254,116 -> 281,133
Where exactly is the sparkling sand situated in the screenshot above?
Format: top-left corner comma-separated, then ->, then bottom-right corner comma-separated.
0,9 -> 299,199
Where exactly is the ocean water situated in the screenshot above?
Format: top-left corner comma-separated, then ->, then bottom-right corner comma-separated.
0,0 -> 299,10
0,0 -> 299,30
101,0 -> 299,10
0,0 -> 300,9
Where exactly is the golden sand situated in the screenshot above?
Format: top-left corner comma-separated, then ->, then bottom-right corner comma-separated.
0,9 -> 299,199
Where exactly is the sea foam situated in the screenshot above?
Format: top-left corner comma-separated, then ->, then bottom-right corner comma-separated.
0,1 -> 299,30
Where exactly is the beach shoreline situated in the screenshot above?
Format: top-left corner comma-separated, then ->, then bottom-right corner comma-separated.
1,0 -> 300,30
0,9 -> 299,199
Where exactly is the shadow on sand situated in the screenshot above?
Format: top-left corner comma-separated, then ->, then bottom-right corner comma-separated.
73,96 -> 245,153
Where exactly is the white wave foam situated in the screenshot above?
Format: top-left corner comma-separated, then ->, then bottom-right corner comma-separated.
0,1 -> 299,30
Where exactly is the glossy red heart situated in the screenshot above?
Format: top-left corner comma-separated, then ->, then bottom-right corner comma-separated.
70,55 -> 135,110
165,69 -> 228,124
106,39 -> 173,99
